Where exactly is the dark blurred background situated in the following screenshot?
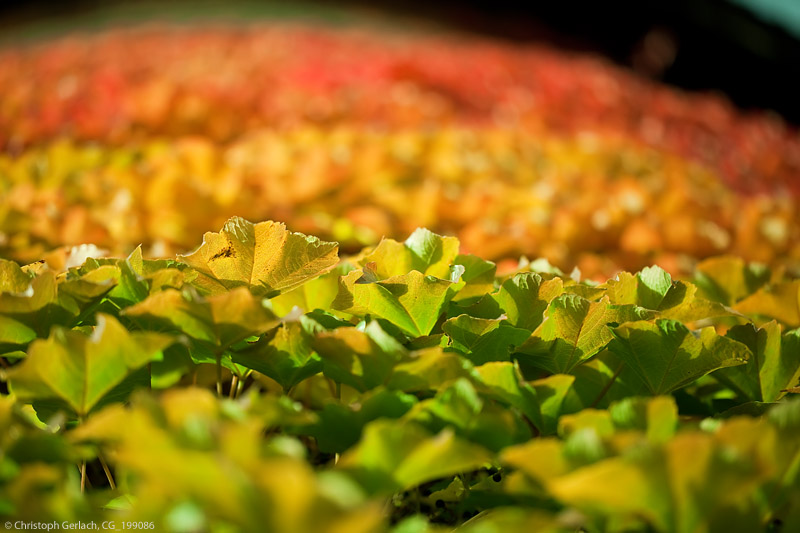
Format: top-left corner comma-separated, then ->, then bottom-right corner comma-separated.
2,0 -> 798,124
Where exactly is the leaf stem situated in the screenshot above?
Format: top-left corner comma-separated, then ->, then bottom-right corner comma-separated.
98,453 -> 116,490
591,361 -> 625,408
80,461 -> 87,494
229,375 -> 239,399
215,354 -> 223,397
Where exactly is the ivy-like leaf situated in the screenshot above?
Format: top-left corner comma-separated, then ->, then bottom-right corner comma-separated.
450,254 -> 496,302
609,319 -> 750,395
339,420 -> 491,493
472,361 -> 574,435
0,316 -> 36,349
268,263 -> 355,316
123,287 -> 280,349
410,377 -> 532,451
0,259 -> 33,292
231,321 -> 321,391
313,321 -> 407,392
605,267 -> 736,323
604,266 -> 671,310
493,272 -> 564,332
442,315 -> 530,365
359,228 -> 459,280
178,217 -> 339,297
515,295 -> 648,375
332,269 -> 458,337
715,323 -> 800,402
7,314 -> 173,416
387,348 -> 472,392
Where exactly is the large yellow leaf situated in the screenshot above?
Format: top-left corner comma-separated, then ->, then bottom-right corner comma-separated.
179,217 -> 339,297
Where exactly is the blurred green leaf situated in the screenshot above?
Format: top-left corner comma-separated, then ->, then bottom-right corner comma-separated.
8,314 -> 173,416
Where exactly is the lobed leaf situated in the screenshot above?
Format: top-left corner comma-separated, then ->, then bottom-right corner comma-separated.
179,217 -> 339,297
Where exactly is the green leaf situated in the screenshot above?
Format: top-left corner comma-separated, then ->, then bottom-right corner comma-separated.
359,228 -> 459,280
605,267 -> 736,322
609,319 -> 750,395
442,315 -> 530,365
310,388 -> 417,453
515,295 -> 647,375
451,254 -> 496,302
0,270 -> 80,336
493,272 -> 564,331
471,361 -> 573,435
608,396 -> 678,443
411,378 -> 532,451
564,349 -> 648,411
339,420 -> 491,493
0,270 -> 57,314
268,263 -> 355,316
0,316 -> 36,347
387,348 -> 472,393
313,321 -> 407,392
332,269 -> 458,337
0,259 -> 33,293
178,217 -> 339,297
231,321 -> 322,391
604,266 -> 671,310
124,287 -> 280,348
714,322 -> 800,402
7,314 -> 173,416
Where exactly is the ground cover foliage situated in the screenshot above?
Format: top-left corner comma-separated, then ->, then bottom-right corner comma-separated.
1,217 -> 799,532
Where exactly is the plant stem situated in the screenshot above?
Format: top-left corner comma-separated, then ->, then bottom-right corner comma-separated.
98,454 -> 116,490
80,461 -> 87,494
591,361 -> 625,408
229,375 -> 239,399
235,374 -> 246,398
215,354 -> 223,397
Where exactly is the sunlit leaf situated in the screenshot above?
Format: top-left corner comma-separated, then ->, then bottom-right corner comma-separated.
387,347 -> 472,392
268,263 -> 355,316
332,269 -> 458,337
179,217 -> 339,297
493,272 -> 564,332
359,228 -> 459,280
0,259 -> 33,293
694,256 -> 770,305
0,316 -> 36,348
124,287 -> 280,348
735,280 -> 800,327
451,254 -> 496,302
515,295 -> 647,375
